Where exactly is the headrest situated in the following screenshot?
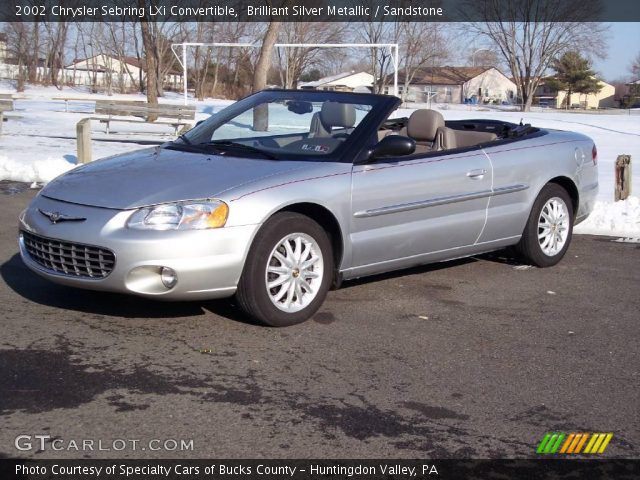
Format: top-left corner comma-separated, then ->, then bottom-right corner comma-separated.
320,102 -> 356,130
407,109 -> 445,141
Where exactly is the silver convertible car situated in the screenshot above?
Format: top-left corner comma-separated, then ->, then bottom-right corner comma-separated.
18,90 -> 598,326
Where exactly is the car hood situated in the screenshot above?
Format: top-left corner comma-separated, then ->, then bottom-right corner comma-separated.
41,146 -> 308,209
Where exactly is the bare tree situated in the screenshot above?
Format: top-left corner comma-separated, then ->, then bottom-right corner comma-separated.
102,22 -> 140,93
155,24 -> 183,96
275,22 -> 345,89
252,20 -> 281,130
27,21 -> 42,83
76,23 -> 101,93
467,0 -> 608,111
3,23 -> 32,91
253,20 -> 281,93
138,0 -> 160,118
358,20 -> 397,94
190,24 -> 215,101
630,51 -> 640,79
466,47 -> 501,68
399,22 -> 451,102
42,20 -> 70,88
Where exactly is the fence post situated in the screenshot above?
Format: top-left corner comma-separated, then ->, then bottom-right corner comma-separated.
76,118 -> 92,164
614,154 -> 632,201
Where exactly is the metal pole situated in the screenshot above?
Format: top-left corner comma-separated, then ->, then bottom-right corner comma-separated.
182,45 -> 187,106
393,44 -> 399,97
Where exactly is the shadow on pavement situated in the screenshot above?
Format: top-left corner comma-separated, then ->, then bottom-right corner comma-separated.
0,254 -> 251,323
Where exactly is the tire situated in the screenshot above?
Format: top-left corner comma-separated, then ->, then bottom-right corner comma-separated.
236,212 -> 333,326
516,183 -> 574,267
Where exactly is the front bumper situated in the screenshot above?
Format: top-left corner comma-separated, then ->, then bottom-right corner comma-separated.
19,195 -> 260,300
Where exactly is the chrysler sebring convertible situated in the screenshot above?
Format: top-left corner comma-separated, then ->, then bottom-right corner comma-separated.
18,89 -> 598,326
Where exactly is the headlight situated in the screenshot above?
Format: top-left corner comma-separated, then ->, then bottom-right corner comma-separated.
127,200 -> 228,230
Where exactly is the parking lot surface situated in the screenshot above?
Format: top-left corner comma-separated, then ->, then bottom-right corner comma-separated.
0,184 -> 638,459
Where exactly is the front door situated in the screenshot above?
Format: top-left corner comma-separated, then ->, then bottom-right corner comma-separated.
348,149 -> 492,275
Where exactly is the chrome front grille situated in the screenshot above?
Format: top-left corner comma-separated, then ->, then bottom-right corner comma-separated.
21,231 -> 115,279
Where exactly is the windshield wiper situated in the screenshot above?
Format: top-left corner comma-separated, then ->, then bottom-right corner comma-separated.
203,140 -> 278,160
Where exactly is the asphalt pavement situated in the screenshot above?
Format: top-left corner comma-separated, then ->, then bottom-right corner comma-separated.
0,182 -> 638,459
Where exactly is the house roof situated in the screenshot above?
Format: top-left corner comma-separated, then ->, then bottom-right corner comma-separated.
393,66 -> 496,85
299,71 -> 372,88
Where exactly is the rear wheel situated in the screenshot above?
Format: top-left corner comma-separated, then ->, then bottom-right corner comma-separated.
516,183 -> 574,267
236,212 -> 333,326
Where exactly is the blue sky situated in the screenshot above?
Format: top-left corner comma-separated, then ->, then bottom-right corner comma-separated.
592,23 -> 640,81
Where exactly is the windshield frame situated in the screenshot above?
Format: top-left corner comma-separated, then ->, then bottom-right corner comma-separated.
174,89 -> 400,163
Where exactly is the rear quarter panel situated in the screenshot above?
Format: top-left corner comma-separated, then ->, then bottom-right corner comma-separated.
479,129 -> 597,242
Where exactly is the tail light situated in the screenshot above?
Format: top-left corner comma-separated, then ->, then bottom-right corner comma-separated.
592,144 -> 598,165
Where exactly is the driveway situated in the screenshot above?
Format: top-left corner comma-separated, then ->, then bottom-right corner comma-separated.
0,182 -> 638,459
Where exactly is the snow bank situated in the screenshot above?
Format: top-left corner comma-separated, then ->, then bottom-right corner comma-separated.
0,155 -> 77,183
574,196 -> 640,238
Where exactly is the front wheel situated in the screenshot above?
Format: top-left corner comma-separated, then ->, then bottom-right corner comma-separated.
516,183 -> 574,267
236,212 -> 333,326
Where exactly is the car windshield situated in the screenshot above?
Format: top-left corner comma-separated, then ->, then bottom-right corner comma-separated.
175,90 -> 384,160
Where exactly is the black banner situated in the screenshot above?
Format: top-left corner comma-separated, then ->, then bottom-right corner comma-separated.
1,459 -> 640,480
1,0 -> 639,22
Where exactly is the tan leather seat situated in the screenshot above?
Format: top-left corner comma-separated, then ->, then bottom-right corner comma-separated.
309,102 -> 356,138
436,128 -> 497,150
454,130 -> 497,148
435,127 -> 458,150
405,109 -> 445,153
385,109 -> 497,153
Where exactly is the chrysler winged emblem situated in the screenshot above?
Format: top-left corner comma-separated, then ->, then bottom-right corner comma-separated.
38,209 -> 86,224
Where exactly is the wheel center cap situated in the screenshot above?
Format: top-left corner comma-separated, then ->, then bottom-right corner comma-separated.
292,269 -> 300,278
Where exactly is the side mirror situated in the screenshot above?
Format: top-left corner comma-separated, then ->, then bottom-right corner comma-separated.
368,135 -> 415,160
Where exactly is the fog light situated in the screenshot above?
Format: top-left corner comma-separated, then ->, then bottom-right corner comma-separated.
160,267 -> 178,289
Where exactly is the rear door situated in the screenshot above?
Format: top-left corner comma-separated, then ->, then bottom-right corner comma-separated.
349,148 -> 492,274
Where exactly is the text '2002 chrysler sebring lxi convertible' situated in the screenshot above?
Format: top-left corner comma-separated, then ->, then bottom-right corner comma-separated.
18,89 -> 598,326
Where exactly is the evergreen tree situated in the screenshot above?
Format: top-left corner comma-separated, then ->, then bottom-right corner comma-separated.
546,52 -> 602,108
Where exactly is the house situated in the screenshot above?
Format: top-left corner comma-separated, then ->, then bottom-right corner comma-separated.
534,78 -> 615,109
298,71 -> 374,92
67,55 -> 145,78
386,66 -> 517,104
65,54 -> 182,90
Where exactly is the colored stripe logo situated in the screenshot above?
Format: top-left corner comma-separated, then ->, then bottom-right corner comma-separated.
537,433 -> 613,454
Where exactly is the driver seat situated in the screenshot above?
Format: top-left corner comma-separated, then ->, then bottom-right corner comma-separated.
309,102 -> 356,138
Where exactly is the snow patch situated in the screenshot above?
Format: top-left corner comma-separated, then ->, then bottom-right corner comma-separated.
574,196 -> 640,238
0,155 -> 77,183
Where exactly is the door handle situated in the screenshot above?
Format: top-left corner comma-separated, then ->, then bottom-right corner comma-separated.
467,168 -> 487,179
